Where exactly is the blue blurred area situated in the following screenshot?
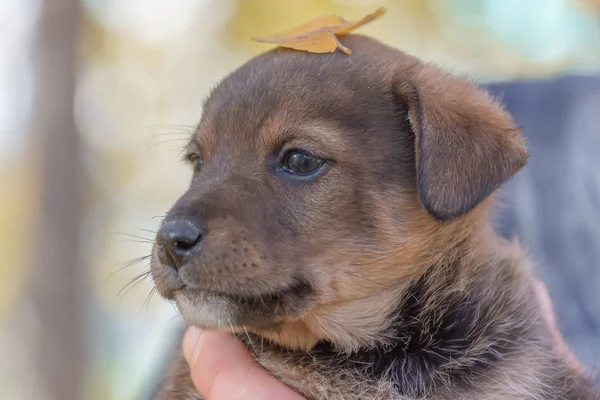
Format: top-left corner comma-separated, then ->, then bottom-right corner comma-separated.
490,76 -> 600,371
444,0 -> 599,64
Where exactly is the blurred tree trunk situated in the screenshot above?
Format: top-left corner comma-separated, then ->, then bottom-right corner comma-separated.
27,1 -> 84,400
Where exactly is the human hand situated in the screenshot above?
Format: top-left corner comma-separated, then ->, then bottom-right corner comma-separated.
182,328 -> 305,400
534,280 -> 583,371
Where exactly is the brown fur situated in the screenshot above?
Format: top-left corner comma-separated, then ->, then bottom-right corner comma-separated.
149,35 -> 599,399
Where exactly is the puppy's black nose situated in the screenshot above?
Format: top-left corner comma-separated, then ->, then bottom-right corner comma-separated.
156,219 -> 204,269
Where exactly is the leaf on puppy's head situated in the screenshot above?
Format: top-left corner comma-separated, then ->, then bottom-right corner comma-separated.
252,7 -> 386,55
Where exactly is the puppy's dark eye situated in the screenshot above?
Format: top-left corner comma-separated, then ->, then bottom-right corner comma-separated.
189,154 -> 203,174
282,151 -> 324,176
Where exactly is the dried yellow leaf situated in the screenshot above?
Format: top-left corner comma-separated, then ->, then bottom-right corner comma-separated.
252,7 -> 386,55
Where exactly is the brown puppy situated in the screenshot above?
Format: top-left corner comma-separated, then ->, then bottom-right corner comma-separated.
150,35 -> 599,399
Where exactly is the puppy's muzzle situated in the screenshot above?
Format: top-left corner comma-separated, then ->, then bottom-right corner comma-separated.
156,218 -> 205,270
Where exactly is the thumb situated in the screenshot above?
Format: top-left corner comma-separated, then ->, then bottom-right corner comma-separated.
183,328 -> 305,400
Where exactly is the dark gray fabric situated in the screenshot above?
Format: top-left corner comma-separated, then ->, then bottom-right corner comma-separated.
486,76 -> 600,371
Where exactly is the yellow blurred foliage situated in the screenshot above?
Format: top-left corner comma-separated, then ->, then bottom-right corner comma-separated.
0,162 -> 36,318
224,0 -> 586,78
226,0 -> 387,54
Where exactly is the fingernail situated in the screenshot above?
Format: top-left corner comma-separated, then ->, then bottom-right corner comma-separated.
182,326 -> 203,365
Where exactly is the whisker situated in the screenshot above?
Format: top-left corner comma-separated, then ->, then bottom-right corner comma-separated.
118,239 -> 154,245
147,138 -> 189,151
192,326 -> 204,358
143,286 -> 158,312
118,268 -> 152,300
112,232 -> 155,242
228,323 -> 238,346
242,326 -> 257,356
113,254 -> 152,268
146,123 -> 197,130
168,310 -> 183,321
147,131 -> 193,140
168,314 -> 182,321
134,228 -> 158,235
106,255 -> 152,283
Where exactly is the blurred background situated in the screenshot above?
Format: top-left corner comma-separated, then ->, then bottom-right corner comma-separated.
1,0 -> 599,399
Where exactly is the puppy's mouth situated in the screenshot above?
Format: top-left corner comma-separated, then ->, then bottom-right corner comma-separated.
172,282 -> 314,330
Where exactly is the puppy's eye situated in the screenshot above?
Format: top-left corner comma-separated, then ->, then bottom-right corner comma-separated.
282,151 -> 325,176
189,153 -> 203,174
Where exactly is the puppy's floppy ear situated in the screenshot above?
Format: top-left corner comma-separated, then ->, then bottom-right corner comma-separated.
396,65 -> 527,221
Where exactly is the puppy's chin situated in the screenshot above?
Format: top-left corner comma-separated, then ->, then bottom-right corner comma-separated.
174,290 -> 241,330
173,284 -> 314,331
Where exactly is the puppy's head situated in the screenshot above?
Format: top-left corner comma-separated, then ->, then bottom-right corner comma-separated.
150,35 -> 527,350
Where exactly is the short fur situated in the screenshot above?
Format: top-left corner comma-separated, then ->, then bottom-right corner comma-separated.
149,35 -> 599,399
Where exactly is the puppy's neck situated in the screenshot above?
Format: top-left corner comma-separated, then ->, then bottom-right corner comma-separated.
245,229 -> 540,396
311,235 -> 537,394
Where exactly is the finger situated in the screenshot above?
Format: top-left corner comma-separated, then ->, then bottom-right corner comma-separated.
533,280 -> 556,327
533,281 -> 583,371
183,328 -> 304,400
